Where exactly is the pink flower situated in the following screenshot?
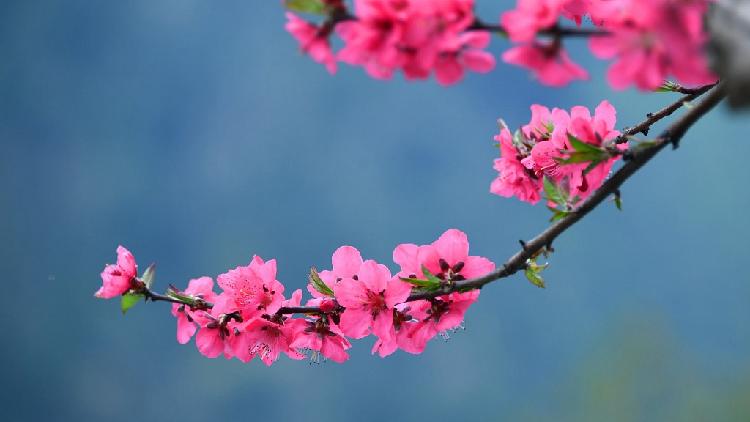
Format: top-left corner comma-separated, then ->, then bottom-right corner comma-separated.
370,304 -> 425,357
337,0 -> 492,84
561,0 -> 591,26
95,246 -> 138,299
336,0 -> 410,79
308,245 -> 363,298
432,31 -> 496,86
216,255 -> 285,320
490,127 -> 542,204
501,0 -> 569,42
391,229 -> 494,352
588,0 -> 716,90
568,100 -> 618,146
522,104 -> 571,144
289,316 -> 352,363
282,288 -> 303,309
406,290 -> 480,352
521,139 -> 566,181
520,100 -> 622,203
564,100 -> 622,200
503,41 -> 588,86
414,229 -> 495,279
170,276 -> 217,344
334,260 -> 412,340
240,316 -> 305,366
516,104 -> 574,194
588,0 -> 627,25
210,289 -> 305,366
194,309 -> 247,360
285,12 -> 337,74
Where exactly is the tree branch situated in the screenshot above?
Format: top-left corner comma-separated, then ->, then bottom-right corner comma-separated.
469,20 -> 608,38
330,10 -> 607,39
613,83 -> 717,145
408,83 -> 726,301
142,289 -> 184,305
136,84 -> 725,313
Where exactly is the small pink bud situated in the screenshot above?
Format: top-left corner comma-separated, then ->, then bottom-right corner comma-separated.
320,299 -> 336,313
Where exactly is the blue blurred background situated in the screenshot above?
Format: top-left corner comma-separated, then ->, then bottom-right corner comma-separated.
2,1 -> 749,421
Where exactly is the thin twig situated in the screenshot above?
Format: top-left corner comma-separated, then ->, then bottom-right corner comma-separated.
613,83 -> 717,144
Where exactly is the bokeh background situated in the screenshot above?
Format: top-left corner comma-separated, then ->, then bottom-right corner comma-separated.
2,1 -> 749,421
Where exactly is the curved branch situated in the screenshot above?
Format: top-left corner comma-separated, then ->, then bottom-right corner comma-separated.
408,83 -> 726,301
137,84 -> 725,313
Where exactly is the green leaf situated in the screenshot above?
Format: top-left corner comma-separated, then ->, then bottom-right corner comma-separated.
141,263 -> 156,289
557,151 -> 606,166
524,258 -> 549,288
399,265 -> 443,291
543,176 -> 567,206
656,81 -> 680,92
309,267 -> 334,297
421,265 -> 443,285
567,134 -> 604,153
121,293 -> 143,314
524,266 -> 546,288
548,208 -> 569,222
614,193 -> 622,211
284,0 -> 328,15
166,288 -> 192,303
557,134 -> 609,166
555,134 -> 612,172
400,277 -> 440,290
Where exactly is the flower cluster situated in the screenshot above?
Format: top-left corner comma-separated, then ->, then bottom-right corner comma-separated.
491,100 -> 623,205
285,0 -> 717,90
501,0 -> 716,89
95,229 -> 495,365
285,0 -> 495,85
587,0 -> 716,90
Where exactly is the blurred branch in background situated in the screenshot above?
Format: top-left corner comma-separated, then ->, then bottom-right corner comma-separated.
709,0 -> 750,108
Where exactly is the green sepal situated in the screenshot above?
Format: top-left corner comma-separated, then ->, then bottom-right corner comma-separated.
399,265 -> 442,291
121,293 -> 143,314
547,207 -> 569,222
656,81 -> 681,93
399,277 -> 441,290
284,0 -> 328,15
141,263 -> 156,289
166,288 -> 193,303
511,128 -> 527,152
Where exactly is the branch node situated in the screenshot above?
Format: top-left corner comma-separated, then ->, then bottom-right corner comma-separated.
660,129 -> 679,149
